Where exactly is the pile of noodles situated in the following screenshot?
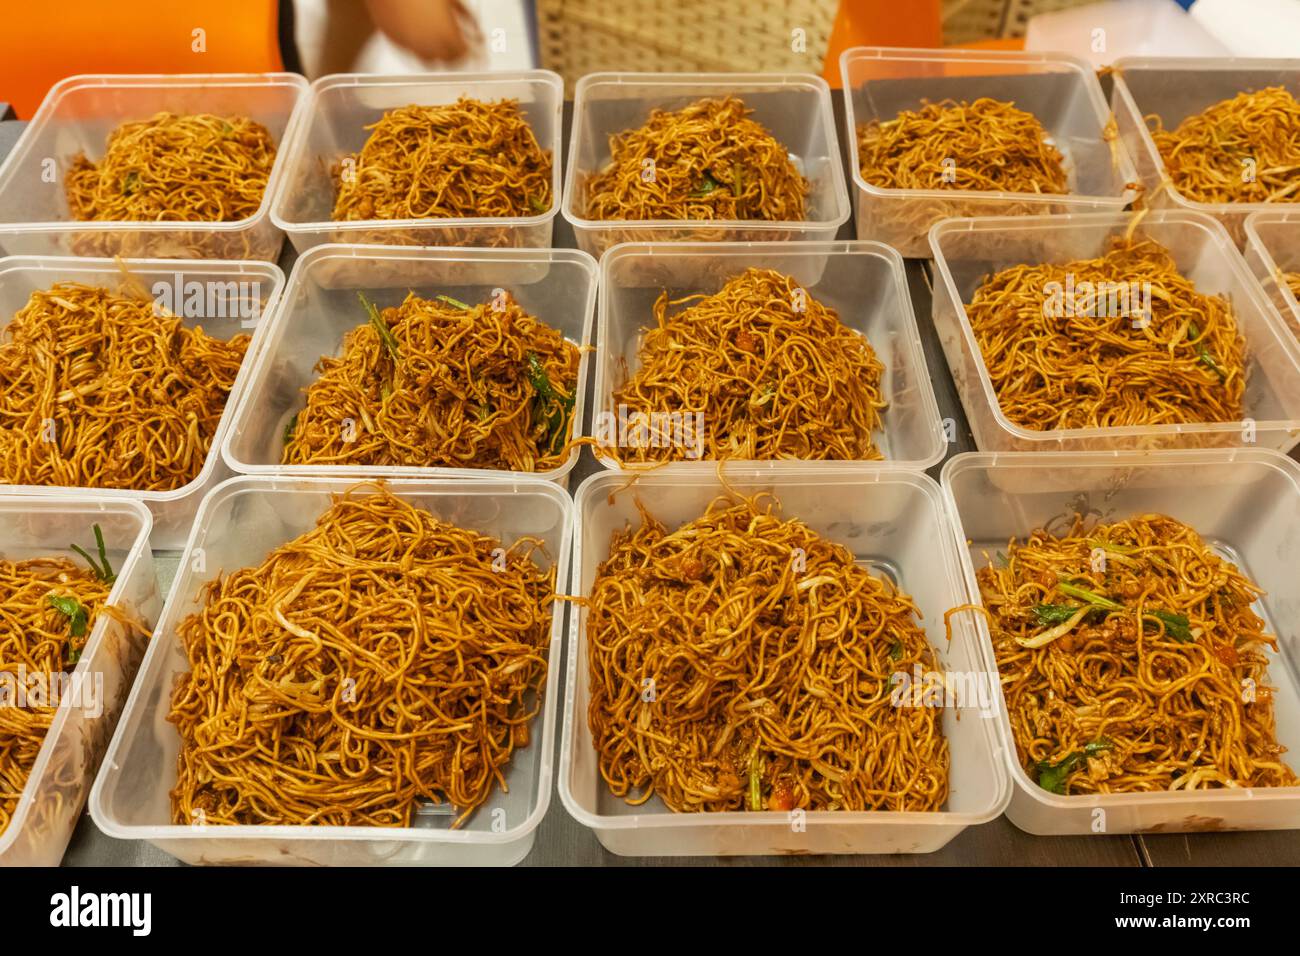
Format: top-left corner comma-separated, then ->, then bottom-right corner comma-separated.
973,513 -> 1297,794
857,98 -> 1069,194
1149,86 -> 1300,204
0,283 -> 250,491
0,553 -> 119,837
66,112 -> 277,222
584,491 -> 949,814
608,267 -> 886,462
1286,271 -> 1300,301
332,99 -> 552,221
965,234 -> 1246,431
583,96 -> 809,222
168,488 -> 555,829
283,290 -> 579,472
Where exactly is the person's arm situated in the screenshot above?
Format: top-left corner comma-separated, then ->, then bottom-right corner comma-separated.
362,0 -> 477,62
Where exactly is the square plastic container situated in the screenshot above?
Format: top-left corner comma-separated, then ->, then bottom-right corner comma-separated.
1244,210 -> 1300,340
562,72 -> 850,258
559,468 -> 1010,857
0,496 -> 160,867
269,71 -> 564,254
929,210 -> 1300,454
1111,56 -> 1300,246
942,448 -> 1300,835
90,475 -> 573,866
0,255 -> 286,548
594,239 -> 946,470
221,243 -> 597,486
0,73 -> 309,260
841,47 -> 1137,258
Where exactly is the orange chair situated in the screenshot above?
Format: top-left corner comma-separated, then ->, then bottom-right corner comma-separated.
0,0 -> 284,118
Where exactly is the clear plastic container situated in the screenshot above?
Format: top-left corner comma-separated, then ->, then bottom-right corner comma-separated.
929,210 -> 1300,454
1244,210 -> 1300,340
1111,56 -> 1300,247
841,47 -> 1137,258
0,495 -> 160,867
942,448 -> 1300,835
269,71 -> 564,255
562,72 -> 850,258
594,239 -> 946,470
221,243 -> 597,486
0,255 -> 286,548
558,468 -> 1010,857
0,73 -> 309,260
89,475 -> 573,866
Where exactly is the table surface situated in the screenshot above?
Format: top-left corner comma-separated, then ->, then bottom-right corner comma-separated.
4,92 -> 1291,867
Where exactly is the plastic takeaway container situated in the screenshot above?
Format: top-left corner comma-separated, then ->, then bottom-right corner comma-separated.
562,72 -> 850,258
221,244 -> 597,486
90,475 -> 572,866
270,71 -> 564,254
1111,56 -> 1300,246
0,73 -> 309,260
559,468 -> 1010,857
0,255 -> 286,548
1244,210 -> 1300,340
929,210 -> 1300,454
0,496 -> 160,867
841,47 -> 1137,258
942,448 -> 1300,835
594,240 -> 947,470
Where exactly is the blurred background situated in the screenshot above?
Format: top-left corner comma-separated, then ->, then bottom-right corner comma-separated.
0,0 -> 1295,117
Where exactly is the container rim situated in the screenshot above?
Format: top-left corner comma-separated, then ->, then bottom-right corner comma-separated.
269,70 -> 566,232
557,467 -> 1013,834
591,238 -> 947,471
561,71 -> 852,231
927,209 -> 1300,443
0,495 -> 153,859
1110,56 -> 1300,215
0,254 -> 286,502
0,72 -> 311,235
1243,209 -> 1300,326
219,242 -> 598,485
938,448 -> 1300,815
839,45 -> 1138,204
88,474 -> 574,850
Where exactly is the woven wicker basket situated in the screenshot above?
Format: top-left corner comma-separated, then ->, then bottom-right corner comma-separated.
536,0 -> 837,91
536,0 -> 1100,91
943,0 -> 1097,44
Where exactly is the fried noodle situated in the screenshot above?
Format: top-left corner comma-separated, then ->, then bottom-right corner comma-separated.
283,291 -> 579,473
168,488 -> 555,829
585,491 -> 949,813
0,283 -> 249,491
975,513 -> 1297,794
